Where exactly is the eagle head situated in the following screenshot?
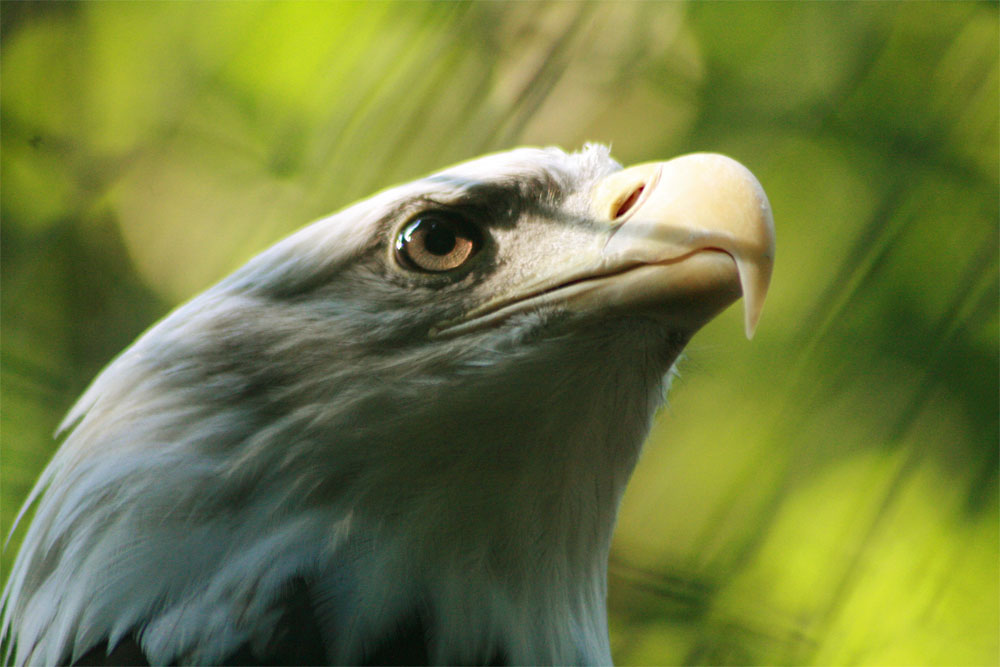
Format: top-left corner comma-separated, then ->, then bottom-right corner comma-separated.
2,145 -> 774,665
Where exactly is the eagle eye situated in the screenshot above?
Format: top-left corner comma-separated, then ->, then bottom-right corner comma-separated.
395,212 -> 482,273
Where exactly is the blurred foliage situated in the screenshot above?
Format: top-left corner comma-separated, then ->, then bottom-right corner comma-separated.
1,2 -> 997,665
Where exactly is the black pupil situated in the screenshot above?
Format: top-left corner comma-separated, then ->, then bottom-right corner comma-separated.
423,221 -> 458,256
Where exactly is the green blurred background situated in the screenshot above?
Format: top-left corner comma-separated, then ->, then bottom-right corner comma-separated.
1,2 -> 996,665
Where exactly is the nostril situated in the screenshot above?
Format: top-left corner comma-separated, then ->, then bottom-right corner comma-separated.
614,185 -> 644,219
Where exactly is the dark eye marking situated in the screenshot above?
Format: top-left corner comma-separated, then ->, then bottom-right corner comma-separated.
395,211 -> 483,273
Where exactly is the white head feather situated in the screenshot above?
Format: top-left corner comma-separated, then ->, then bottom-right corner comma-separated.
1,145 -> 726,665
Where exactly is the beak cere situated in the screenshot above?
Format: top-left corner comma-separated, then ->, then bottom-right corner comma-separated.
593,154 -> 776,338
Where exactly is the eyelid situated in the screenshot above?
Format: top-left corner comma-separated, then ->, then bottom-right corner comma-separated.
411,191 -> 502,219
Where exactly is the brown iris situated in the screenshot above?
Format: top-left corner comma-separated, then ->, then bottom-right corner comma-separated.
395,213 -> 482,273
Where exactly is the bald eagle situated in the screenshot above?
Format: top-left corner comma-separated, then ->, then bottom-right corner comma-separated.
1,145 -> 774,666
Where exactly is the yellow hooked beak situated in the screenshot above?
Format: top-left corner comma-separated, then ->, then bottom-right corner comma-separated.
593,153 -> 775,338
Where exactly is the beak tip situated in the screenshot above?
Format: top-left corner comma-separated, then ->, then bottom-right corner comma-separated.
735,255 -> 771,341
743,303 -> 761,339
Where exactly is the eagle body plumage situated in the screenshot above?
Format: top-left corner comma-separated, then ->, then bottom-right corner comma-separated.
1,146 -> 774,665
